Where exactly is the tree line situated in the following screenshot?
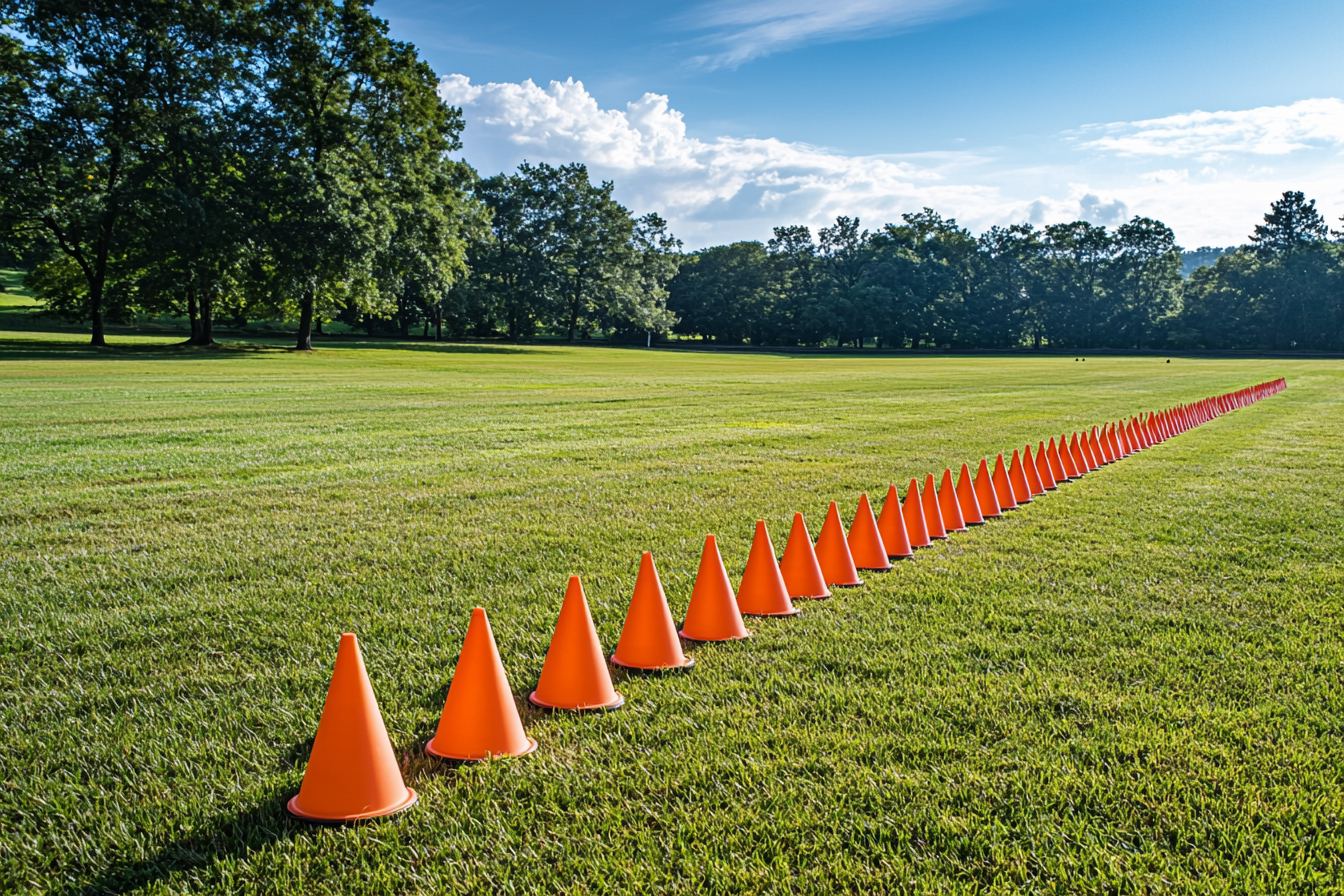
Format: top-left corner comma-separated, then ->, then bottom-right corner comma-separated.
2,1 -> 1340,352
666,193 -> 1344,352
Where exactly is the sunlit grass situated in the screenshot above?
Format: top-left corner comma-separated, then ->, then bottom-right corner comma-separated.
1,336 -> 1340,894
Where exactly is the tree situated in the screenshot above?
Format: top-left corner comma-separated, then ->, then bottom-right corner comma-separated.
1251,191 -> 1327,255
0,0 -> 181,345
1109,217 -> 1182,349
256,0 -> 465,351
1040,222 -> 1113,347
667,241 -> 773,343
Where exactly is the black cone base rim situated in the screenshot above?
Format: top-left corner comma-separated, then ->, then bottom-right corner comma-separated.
285,789 -> 418,825
678,629 -> 752,643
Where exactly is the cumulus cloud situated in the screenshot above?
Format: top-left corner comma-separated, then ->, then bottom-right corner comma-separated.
1078,98 -> 1344,159
440,75 -> 1344,248
680,0 -> 987,69
440,74 -> 1015,245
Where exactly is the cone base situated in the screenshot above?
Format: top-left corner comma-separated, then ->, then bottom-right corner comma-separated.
611,654 -> 695,672
741,606 -> 802,617
945,526 -> 969,534
425,736 -> 539,762
888,552 -> 915,560
528,690 -> 625,712
790,592 -> 831,601
828,581 -> 864,589
285,789 -> 418,824
855,565 -> 891,573
679,629 -> 751,643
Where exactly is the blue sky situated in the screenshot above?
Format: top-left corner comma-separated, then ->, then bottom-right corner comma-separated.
380,0 -> 1344,249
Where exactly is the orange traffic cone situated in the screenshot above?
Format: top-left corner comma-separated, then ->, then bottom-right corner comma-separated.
738,520 -> 800,616
921,473 -> 947,538
956,463 -> 984,524
287,633 -> 418,822
1037,441 -> 1058,490
1048,436 -> 1072,481
427,608 -> 538,761
974,459 -> 1002,518
530,577 -> 624,711
1061,434 -> 1082,478
1008,449 -> 1032,504
1022,445 -> 1045,496
681,534 -> 752,641
848,494 -> 891,571
1070,432 -> 1092,473
903,477 -> 931,546
779,512 -> 831,600
1082,429 -> 1101,469
816,501 -> 864,587
876,484 -> 914,559
611,553 -> 694,671
992,454 -> 1018,510
938,469 -> 968,532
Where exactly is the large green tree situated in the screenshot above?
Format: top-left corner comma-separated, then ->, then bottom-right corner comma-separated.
256,0 -> 467,351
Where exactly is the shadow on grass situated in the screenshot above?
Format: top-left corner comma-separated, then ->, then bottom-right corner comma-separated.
0,337 -> 552,361
72,733 -> 458,896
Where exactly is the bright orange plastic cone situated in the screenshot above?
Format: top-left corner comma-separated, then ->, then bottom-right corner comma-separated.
922,474 -> 948,538
876,484 -> 914,559
1037,441 -> 1058,490
1048,436 -> 1073,481
681,534 -> 752,640
903,477 -> 932,546
956,463 -> 984,524
738,520 -> 800,616
816,501 -> 864,587
427,608 -> 538,761
938,469 -> 968,532
1067,433 -> 1088,476
848,493 -> 892,571
974,459 -> 1002,518
1083,429 -> 1102,468
992,454 -> 1019,510
1008,450 -> 1032,504
530,577 -> 624,711
779,512 -> 831,599
611,553 -> 693,671
1022,445 -> 1045,496
287,633 -> 418,822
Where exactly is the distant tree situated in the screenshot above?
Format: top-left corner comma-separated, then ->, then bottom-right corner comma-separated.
668,241 -> 773,343
1250,191 -> 1327,255
971,223 -> 1040,349
1108,217 -> 1182,349
765,225 -> 818,344
1041,222 -> 1113,347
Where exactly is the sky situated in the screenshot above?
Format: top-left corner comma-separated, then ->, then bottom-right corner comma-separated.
378,0 -> 1344,250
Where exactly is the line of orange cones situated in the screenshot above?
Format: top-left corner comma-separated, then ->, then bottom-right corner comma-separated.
285,378 -> 1286,822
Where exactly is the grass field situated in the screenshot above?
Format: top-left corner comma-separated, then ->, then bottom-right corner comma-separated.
1,331 -> 1341,894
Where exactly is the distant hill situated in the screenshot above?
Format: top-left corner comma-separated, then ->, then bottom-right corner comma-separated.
1181,246 -> 1235,278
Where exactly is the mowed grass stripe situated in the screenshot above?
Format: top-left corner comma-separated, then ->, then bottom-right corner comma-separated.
0,339 -> 1340,893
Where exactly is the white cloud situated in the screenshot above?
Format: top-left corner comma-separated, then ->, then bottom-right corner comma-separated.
1079,98 -> 1344,158
440,74 -> 1014,245
680,0 -> 987,68
441,75 -> 1344,248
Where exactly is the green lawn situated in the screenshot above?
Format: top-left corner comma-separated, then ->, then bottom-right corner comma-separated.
1,333 -> 1341,894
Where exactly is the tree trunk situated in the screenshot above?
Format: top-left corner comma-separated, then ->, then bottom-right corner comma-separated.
198,288 -> 215,345
435,315 -> 442,341
90,300 -> 106,347
316,317 -> 323,335
296,290 -> 314,351
187,289 -> 202,343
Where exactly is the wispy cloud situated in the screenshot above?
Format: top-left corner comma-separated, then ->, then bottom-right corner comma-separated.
680,0 -> 989,69
1078,98 -> 1344,159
